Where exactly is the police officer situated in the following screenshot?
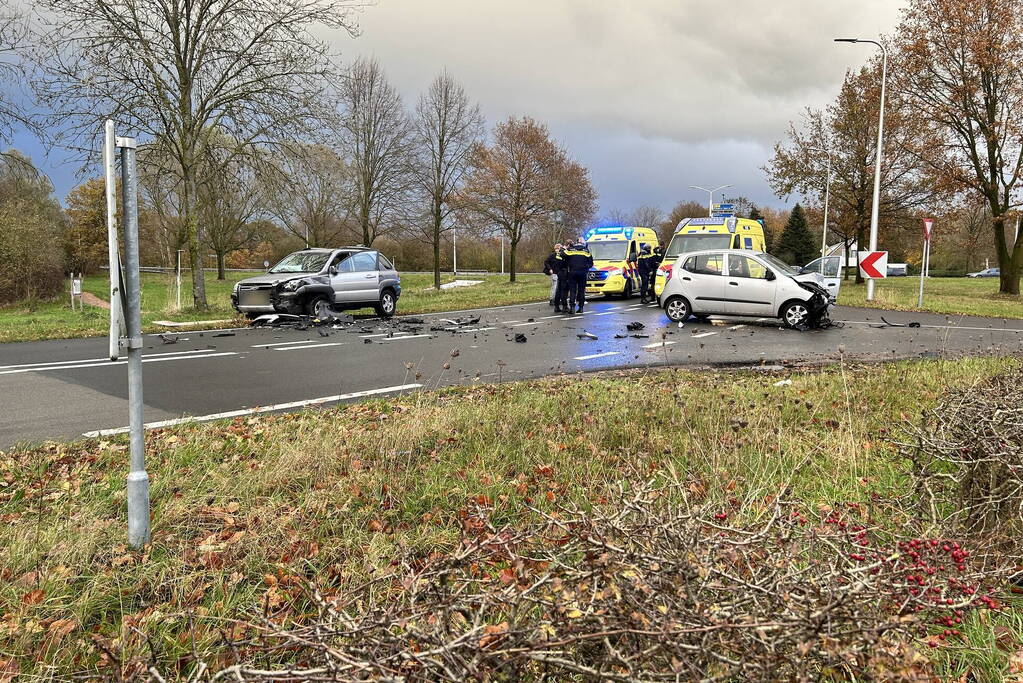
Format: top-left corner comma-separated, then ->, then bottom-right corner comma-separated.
561,239 -> 593,314
553,244 -> 570,313
649,245 -> 665,302
636,244 -> 657,303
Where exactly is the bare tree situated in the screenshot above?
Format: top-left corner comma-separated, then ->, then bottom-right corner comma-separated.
0,4 -> 31,146
411,71 -> 483,289
458,117 -> 596,282
630,205 -> 664,228
896,0 -> 1023,294
766,62 -> 934,281
198,147 -> 264,279
337,57 -> 412,248
263,143 -> 355,248
32,0 -> 360,309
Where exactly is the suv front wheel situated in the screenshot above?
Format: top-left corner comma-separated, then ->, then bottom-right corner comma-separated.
375,289 -> 396,318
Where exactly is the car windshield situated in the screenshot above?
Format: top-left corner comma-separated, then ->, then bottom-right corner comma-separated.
665,234 -> 733,258
268,251 -> 331,274
587,241 -> 628,261
758,253 -> 801,277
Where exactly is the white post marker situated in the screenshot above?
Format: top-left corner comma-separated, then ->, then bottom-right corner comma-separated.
858,250 -> 888,281
104,121 -> 125,361
918,218 -> 933,308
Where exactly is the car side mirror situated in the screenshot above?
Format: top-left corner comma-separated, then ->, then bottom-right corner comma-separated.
765,270 -> 776,281
328,265 -> 337,276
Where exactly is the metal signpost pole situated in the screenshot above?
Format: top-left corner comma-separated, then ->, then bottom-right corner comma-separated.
118,135 -> 150,549
453,227 -> 458,276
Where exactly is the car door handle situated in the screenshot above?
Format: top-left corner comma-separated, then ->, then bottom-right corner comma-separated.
682,276 -> 691,281
364,273 -> 376,278
728,281 -> 739,286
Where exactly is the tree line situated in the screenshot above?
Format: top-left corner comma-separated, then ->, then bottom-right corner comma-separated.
766,0 -> 1023,293
0,0 -> 597,308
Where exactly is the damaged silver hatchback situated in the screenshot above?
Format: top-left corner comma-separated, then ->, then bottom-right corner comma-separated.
232,247 -> 401,319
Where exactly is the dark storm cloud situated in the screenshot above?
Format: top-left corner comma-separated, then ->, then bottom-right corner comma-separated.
335,0 -> 904,212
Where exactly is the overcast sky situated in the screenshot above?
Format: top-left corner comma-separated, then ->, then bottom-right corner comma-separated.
12,0 -> 904,215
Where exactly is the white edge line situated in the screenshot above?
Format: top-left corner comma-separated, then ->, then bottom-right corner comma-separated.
691,332 -> 717,338
642,341 -> 677,349
376,334 -> 433,341
253,340 -> 326,348
82,383 -> 424,437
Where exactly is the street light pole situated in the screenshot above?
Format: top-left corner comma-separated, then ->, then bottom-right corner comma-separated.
690,184 -> 733,217
810,146 -> 833,273
835,37 -> 888,301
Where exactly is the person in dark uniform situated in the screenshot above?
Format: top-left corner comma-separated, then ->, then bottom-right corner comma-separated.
650,245 -> 665,302
543,243 -> 563,305
561,240 -> 593,314
636,244 -> 657,303
553,244 -> 570,313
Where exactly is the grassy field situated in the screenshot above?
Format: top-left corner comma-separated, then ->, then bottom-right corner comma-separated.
1,356 -> 1020,678
837,275 -> 1023,319
0,271 -> 550,344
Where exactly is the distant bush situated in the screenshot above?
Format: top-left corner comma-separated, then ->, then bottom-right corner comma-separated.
0,152 -> 66,304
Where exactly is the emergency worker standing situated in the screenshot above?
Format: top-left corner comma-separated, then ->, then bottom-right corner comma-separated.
561,240 -> 593,314
636,244 -> 657,303
553,244 -> 570,313
543,243 -> 563,306
650,245 -> 665,300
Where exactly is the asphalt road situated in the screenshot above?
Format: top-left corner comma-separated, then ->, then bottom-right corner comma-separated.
3,300 -> 1022,448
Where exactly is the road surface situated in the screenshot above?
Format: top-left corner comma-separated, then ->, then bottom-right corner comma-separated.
2,300 -> 1022,448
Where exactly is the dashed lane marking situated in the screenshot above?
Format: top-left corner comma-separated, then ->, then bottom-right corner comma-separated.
642,341 -> 677,349
691,332 -> 717,339
573,351 -> 620,361
272,342 -> 346,351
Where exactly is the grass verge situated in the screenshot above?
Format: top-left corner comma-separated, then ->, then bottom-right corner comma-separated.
1,356 -> 1021,678
837,276 -> 1023,319
0,272 -> 550,344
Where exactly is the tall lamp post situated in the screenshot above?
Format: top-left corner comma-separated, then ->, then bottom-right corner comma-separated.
690,184 -> 733,217
835,37 -> 888,301
810,145 -> 833,274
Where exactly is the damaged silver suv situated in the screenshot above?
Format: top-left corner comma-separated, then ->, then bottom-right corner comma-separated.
232,247 -> 401,319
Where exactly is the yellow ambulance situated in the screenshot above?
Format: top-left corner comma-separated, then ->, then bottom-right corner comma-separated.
583,226 -> 660,298
653,217 -> 768,297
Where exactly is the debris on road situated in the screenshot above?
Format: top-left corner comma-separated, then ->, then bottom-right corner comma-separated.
626,321 -> 645,331
577,331 -> 598,340
514,334 -> 527,343
212,332 -> 236,338
876,316 -> 921,329
158,334 -> 178,344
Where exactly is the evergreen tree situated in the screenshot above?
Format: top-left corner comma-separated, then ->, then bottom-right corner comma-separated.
773,203 -> 816,265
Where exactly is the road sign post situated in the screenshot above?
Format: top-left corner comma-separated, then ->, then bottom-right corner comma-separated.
105,120 -> 150,549
918,218 -> 934,308
858,250 -> 888,280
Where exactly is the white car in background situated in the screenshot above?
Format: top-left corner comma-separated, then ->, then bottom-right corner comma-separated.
800,256 -> 843,301
659,249 -> 832,328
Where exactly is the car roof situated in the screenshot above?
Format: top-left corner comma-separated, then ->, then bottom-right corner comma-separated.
676,248 -> 768,257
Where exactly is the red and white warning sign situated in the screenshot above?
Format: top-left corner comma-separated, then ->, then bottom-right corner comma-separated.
923,217 -> 934,240
858,251 -> 888,279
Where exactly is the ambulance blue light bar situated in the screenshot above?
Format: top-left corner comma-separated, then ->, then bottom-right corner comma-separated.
584,226 -> 634,240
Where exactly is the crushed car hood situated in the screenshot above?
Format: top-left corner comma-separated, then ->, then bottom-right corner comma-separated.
236,272 -> 320,287
792,272 -> 827,287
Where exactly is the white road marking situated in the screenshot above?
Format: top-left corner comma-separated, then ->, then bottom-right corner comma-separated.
454,326 -> 495,333
81,384 -> 424,437
376,334 -> 433,341
537,314 -> 564,319
692,332 -> 717,338
253,340 -> 324,348
511,321 -> 540,327
0,348 -> 214,371
642,340 -> 677,349
504,320 -> 521,324
0,352 -> 236,375
838,320 -> 1023,333
272,342 -> 345,351
573,351 -> 619,361
592,311 -> 618,316
728,324 -> 747,330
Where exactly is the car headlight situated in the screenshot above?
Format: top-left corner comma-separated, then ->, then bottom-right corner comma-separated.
607,268 -> 623,278
233,282 -> 240,293
281,279 -> 303,292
